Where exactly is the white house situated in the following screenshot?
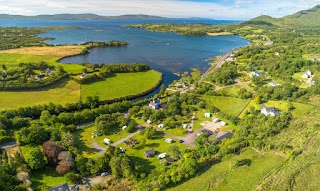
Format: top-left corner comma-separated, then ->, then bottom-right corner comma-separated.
158,124 -> 164,128
147,119 -> 152,124
165,138 -> 172,143
122,126 -> 127,130
204,113 -> 211,118
261,105 -> 280,116
158,153 -> 166,159
302,70 -> 312,79
104,138 -> 111,144
149,99 -> 161,110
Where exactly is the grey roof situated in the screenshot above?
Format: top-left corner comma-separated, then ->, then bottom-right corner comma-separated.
216,131 -> 233,141
145,148 -> 155,156
48,183 -> 70,191
165,157 -> 175,163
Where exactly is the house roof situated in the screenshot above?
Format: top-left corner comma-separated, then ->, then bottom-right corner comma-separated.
216,131 -> 233,141
145,148 -> 155,155
165,157 -> 175,163
49,183 -> 70,191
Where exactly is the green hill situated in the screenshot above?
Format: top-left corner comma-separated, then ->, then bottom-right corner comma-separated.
244,4 -> 320,27
0,13 -> 168,20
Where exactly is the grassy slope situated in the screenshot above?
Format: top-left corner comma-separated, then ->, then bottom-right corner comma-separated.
0,78 -> 80,110
81,70 -> 162,101
203,95 -> 251,117
0,53 -> 85,74
167,149 -> 287,191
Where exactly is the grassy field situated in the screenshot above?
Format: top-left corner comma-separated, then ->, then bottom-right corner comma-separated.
0,46 -> 85,57
81,70 -> 162,101
73,125 -> 132,158
167,149 -> 287,191
118,132 -> 188,173
0,78 -> 80,111
0,50 -> 84,74
203,95 -> 251,117
31,166 -> 69,189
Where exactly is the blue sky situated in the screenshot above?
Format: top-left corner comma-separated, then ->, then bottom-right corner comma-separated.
0,0 -> 319,20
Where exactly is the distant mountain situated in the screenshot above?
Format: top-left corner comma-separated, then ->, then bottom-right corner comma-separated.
243,4 -> 320,26
0,13 -> 213,21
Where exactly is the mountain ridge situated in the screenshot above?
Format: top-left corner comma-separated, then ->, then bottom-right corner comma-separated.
243,4 -> 320,26
0,13 -> 214,21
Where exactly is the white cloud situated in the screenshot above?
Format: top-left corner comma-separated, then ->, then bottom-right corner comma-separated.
0,0 -> 319,20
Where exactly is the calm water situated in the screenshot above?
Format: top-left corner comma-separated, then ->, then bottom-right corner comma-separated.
0,20 -> 249,98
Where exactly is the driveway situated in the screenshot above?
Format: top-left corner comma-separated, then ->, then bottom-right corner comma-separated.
165,128 -> 205,146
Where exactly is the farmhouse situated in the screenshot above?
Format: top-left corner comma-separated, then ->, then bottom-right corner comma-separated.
149,99 -> 161,110
145,148 -> 155,158
302,70 -> 312,78
261,105 -> 280,116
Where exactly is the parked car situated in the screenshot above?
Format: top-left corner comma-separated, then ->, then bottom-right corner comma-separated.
101,172 -> 108,177
179,140 -> 184,143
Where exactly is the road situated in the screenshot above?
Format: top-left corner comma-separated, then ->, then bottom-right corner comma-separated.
111,130 -> 140,147
199,53 -> 231,83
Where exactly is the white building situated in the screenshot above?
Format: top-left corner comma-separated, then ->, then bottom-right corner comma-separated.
158,153 -> 166,159
122,126 -> 127,130
302,70 -> 312,79
158,124 -> 164,128
221,121 -> 227,126
261,106 -> 280,116
149,99 -> 161,110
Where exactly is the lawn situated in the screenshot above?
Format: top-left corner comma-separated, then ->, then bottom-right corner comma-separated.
239,100 -> 315,118
202,95 -> 251,117
0,53 -> 86,74
217,86 -> 243,97
73,125 -> 132,158
118,132 -> 188,173
167,149 -> 287,191
31,166 -> 69,190
81,70 -> 162,101
0,78 -> 80,111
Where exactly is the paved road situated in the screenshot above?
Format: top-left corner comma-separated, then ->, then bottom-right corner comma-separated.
111,130 -> 140,147
199,53 -> 231,83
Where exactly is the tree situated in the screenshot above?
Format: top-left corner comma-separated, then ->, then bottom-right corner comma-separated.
60,132 -> 76,150
40,110 -> 52,125
159,84 -> 166,95
42,141 -> 62,165
128,106 -> 140,117
127,120 -> 136,133
86,96 -> 100,109
168,146 -> 181,159
56,161 -> 72,174
24,147 -> 47,170
143,127 -> 157,139
66,172 -> 83,184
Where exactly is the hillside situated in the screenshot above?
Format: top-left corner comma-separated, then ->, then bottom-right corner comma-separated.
0,13 -> 168,20
0,14 -> 213,21
244,4 -> 320,26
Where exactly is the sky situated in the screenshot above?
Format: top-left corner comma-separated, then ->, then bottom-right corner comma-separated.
0,0 -> 319,20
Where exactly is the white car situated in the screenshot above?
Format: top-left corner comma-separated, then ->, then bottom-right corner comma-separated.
158,153 -> 166,159
101,172 -> 108,177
